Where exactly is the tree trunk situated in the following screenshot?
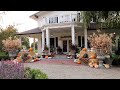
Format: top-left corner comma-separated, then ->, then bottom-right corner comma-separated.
82,11 -> 88,49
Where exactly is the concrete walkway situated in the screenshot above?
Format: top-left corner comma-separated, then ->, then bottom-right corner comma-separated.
24,60 -> 120,79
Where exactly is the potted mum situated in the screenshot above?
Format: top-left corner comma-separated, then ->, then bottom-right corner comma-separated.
88,30 -> 114,67
44,45 -> 49,55
2,36 -> 21,59
70,44 -> 77,59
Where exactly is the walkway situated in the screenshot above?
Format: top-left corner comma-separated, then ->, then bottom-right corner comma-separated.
24,60 -> 120,79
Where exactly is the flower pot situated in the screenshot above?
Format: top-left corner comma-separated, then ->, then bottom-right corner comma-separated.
9,50 -> 19,60
95,49 -> 105,68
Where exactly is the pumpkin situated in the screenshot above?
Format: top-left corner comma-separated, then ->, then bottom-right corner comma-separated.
104,64 -> 110,69
29,47 -> 33,52
45,56 -> 48,59
82,48 -> 87,51
90,55 -> 97,59
94,64 -> 99,68
77,61 -> 81,64
89,64 -> 94,68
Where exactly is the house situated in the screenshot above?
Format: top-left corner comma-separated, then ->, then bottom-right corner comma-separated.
16,11 -> 120,54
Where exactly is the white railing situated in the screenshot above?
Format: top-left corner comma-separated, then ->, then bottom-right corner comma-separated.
43,14 -> 81,25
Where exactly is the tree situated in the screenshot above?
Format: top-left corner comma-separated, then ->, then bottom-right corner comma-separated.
81,11 -> 110,48
21,37 -> 30,49
31,42 -> 38,50
0,25 -> 17,51
82,11 -> 93,48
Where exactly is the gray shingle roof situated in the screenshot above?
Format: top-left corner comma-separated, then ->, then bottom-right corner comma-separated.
16,27 -> 42,35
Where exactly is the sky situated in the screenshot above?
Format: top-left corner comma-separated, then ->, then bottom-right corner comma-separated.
0,11 -> 38,46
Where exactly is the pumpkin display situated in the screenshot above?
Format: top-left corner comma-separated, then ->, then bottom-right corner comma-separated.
88,59 -> 99,68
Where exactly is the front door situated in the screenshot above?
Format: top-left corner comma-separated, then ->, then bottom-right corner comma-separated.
63,40 -> 72,53
63,40 -> 67,52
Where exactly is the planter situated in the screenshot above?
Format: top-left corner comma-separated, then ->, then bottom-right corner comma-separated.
95,49 -> 105,68
8,50 -> 19,60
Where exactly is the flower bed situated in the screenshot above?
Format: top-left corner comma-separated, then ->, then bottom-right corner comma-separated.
0,60 -> 48,79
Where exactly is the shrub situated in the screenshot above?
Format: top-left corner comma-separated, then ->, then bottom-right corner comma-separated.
0,52 -> 10,60
24,67 -> 48,79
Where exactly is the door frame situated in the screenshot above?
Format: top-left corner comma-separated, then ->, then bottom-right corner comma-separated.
62,38 -> 72,53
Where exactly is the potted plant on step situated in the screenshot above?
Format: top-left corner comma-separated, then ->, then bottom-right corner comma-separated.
70,44 -> 77,59
57,46 -> 62,54
44,45 -> 49,55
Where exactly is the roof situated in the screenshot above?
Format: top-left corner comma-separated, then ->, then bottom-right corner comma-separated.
16,27 -> 42,35
30,11 -> 51,20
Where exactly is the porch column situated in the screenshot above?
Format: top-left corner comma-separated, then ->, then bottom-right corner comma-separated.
84,27 -> 88,49
46,28 -> 50,48
71,25 -> 75,45
38,37 -> 42,54
42,31 -> 45,51
33,38 -> 36,52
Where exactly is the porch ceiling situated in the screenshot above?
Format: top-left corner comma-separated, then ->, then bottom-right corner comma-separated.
50,27 -> 83,34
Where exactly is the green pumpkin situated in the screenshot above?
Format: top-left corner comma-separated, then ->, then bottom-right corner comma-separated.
83,53 -> 88,58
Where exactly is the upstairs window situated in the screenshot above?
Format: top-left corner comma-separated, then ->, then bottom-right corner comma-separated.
49,17 -> 58,24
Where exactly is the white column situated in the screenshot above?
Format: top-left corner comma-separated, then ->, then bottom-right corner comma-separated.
71,25 -> 75,45
33,38 -> 36,52
46,28 -> 50,48
38,37 -> 42,54
84,27 -> 88,49
42,31 -> 45,51
67,40 -> 69,52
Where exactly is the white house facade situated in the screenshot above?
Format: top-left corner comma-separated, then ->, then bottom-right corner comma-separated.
17,11 -> 119,54
32,11 -> 95,54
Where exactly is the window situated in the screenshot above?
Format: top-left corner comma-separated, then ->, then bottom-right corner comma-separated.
78,36 -> 81,47
49,17 -> 58,24
82,36 -> 85,47
56,37 -> 58,47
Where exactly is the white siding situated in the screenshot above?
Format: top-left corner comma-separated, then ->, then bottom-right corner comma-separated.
37,11 -> 81,27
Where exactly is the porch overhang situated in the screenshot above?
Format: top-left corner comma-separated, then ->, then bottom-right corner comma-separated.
16,27 -> 42,38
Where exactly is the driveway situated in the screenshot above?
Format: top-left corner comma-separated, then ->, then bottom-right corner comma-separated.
24,60 -> 120,79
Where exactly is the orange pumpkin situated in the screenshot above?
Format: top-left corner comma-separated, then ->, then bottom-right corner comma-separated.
45,56 -> 48,59
90,55 -> 97,59
29,47 -> 33,52
77,61 -> 81,64
82,48 -> 87,51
